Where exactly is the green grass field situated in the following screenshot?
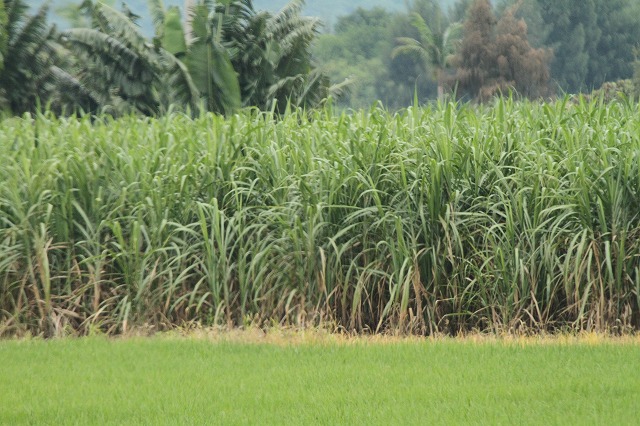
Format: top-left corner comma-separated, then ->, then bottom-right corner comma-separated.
1,335 -> 639,424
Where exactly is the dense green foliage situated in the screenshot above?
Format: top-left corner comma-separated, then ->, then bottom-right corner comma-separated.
1,337 -> 639,423
2,0 -> 332,115
2,99 -> 640,336
313,7 -> 419,109
10,0 -> 640,111
0,0 -> 61,114
59,1 -> 187,115
498,0 -> 640,93
315,0 -> 640,107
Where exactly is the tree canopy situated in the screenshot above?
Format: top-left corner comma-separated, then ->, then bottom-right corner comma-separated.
451,0 -> 551,101
1,0 -> 335,116
1,0 -> 640,114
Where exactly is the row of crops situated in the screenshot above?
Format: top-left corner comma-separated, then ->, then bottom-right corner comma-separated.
1,97 -> 640,336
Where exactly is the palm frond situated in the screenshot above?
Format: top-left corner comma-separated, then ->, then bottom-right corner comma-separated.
147,0 -> 166,38
186,39 -> 241,114
49,65 -> 99,113
392,43 -> 430,66
410,12 -> 435,48
268,0 -> 304,33
9,2 -> 50,56
327,76 -> 353,100
443,22 -> 463,55
61,27 -> 159,114
159,50 -> 199,111
0,0 -> 58,113
5,0 -> 30,41
92,2 -> 149,51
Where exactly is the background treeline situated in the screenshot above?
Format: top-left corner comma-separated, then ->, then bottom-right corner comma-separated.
315,0 -> 640,108
2,0 -> 640,116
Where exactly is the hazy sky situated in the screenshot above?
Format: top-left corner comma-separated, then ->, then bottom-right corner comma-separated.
30,0 -> 407,34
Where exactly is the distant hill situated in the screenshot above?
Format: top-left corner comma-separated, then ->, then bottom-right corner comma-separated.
254,1 -> 405,29
255,0 -> 459,29
28,0 -> 459,34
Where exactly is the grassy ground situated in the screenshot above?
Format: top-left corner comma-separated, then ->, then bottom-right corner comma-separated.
1,333 -> 639,425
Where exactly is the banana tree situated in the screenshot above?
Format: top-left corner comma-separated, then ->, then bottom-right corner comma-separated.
60,1 -> 198,115
154,0 -> 335,112
54,0 -> 332,115
225,0 -> 330,110
147,0 -> 241,114
0,0 -> 60,113
187,0 -> 242,114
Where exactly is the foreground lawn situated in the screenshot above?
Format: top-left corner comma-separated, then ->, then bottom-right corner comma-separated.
1,335 -> 639,425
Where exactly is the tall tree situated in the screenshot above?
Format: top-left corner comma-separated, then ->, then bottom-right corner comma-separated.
392,1 -> 462,100
450,0 -> 495,100
229,0 -> 330,110
451,0 -> 551,101
492,5 -> 550,98
496,0 -> 548,48
3,0 -> 335,116
60,2 -> 184,115
499,0 -> 640,93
